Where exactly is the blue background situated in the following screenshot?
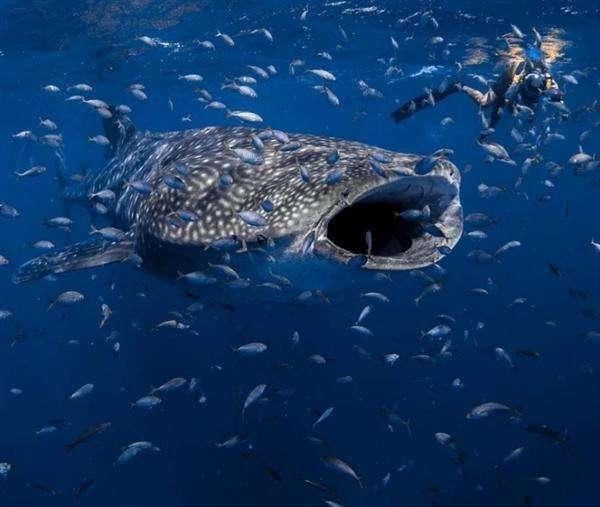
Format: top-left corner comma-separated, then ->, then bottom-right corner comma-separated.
1,0 -> 600,505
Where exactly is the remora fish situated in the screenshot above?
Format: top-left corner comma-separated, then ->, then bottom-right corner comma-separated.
65,422 -> 111,452
14,110 -> 462,284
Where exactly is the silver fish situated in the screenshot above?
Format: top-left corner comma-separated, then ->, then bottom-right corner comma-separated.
466,402 -> 513,419
322,456 -> 363,488
242,384 -> 267,420
313,407 -> 334,428
68,383 -> 94,400
116,441 -> 160,464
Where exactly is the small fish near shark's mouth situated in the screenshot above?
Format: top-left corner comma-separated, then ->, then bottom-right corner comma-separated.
313,159 -> 463,270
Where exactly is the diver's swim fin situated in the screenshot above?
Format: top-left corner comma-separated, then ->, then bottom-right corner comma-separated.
391,81 -> 461,123
13,238 -> 135,284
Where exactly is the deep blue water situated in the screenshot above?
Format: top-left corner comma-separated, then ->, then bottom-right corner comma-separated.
1,1 -> 600,505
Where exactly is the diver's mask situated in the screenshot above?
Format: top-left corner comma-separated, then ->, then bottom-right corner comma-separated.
524,72 -> 545,90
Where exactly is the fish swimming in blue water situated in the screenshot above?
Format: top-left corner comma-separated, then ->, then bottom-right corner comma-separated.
3,1 -> 600,504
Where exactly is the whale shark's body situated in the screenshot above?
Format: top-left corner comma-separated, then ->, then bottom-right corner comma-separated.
14,113 -> 463,286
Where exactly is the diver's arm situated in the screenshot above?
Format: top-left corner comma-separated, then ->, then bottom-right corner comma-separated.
390,82 -> 461,123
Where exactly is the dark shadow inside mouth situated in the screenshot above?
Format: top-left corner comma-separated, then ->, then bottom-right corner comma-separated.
326,200 -> 424,256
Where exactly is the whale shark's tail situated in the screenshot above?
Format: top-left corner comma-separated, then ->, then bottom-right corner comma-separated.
52,147 -> 79,220
13,238 -> 135,284
54,148 -> 69,191
103,106 -> 136,158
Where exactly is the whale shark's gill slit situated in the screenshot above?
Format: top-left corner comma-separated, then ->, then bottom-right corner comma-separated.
327,200 -> 422,257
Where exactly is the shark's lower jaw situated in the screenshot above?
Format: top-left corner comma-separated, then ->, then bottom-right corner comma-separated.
314,159 -> 463,270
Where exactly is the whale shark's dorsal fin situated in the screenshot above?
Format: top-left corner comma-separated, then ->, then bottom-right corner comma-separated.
103,106 -> 136,158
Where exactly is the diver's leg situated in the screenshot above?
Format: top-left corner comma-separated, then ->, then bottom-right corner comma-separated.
461,85 -> 496,108
488,105 -> 502,129
391,82 -> 461,123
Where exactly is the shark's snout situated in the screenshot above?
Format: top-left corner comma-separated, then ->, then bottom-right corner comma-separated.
314,159 -> 462,270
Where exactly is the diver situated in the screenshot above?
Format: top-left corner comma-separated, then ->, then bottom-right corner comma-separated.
391,31 -> 565,129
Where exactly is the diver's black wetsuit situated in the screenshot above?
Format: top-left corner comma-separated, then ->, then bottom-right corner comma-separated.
391,58 -> 562,128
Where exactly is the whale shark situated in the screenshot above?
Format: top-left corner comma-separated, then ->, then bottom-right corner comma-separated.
13,111 -> 463,285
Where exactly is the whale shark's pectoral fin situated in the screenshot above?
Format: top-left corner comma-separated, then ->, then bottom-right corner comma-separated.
13,238 -> 135,284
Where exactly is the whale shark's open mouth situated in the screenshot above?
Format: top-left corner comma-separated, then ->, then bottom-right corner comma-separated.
314,160 -> 462,270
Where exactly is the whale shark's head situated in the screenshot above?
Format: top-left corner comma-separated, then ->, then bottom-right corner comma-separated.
139,127 -> 462,271
309,157 -> 462,270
